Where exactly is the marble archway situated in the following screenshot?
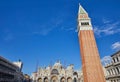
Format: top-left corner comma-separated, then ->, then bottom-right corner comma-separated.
60,77 -> 65,82
67,77 -> 72,82
51,76 -> 58,82
38,78 -> 42,82
44,77 -> 48,82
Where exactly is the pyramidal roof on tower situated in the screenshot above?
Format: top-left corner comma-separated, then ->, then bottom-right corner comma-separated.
78,4 -> 88,14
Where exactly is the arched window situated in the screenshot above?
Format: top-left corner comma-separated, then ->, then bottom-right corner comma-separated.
113,58 -> 115,63
116,57 -> 119,62
108,70 -> 110,75
116,67 -> 120,74
111,69 -> 113,75
51,69 -> 59,75
81,22 -> 89,26
73,72 -> 78,77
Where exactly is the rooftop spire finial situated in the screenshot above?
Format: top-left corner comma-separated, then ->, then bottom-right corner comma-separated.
79,3 -> 81,6
78,4 -> 88,14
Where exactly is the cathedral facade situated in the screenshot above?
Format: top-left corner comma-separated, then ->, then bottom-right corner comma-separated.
31,61 -> 83,82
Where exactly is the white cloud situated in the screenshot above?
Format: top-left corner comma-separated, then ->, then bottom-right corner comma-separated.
102,18 -> 111,24
101,56 -> 112,66
65,27 -> 75,31
2,29 -> 14,41
4,34 -> 13,41
112,42 -> 120,50
32,19 -> 63,36
61,26 -> 76,32
94,22 -> 120,36
33,28 -> 52,36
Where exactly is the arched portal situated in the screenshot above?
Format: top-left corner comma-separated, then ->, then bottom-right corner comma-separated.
44,77 -> 48,82
67,77 -> 72,82
74,78 -> 77,82
38,78 -> 42,82
51,76 -> 58,82
60,77 -> 65,82
78,78 -> 80,82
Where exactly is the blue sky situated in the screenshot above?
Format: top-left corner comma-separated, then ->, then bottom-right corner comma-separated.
0,0 -> 120,75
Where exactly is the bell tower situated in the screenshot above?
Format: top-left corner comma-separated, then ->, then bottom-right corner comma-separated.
77,4 -> 106,82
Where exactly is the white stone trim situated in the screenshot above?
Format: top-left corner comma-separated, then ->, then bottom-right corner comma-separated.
78,26 -> 93,36
80,27 -> 93,30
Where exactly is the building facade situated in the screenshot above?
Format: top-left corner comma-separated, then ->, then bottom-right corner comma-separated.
31,61 -> 83,82
0,56 -> 24,82
103,50 -> 120,82
77,4 -> 106,82
24,74 -> 32,82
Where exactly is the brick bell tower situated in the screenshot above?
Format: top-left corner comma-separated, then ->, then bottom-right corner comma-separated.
77,4 -> 106,82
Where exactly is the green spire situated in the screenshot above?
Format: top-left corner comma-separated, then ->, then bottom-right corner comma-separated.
78,4 -> 87,14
